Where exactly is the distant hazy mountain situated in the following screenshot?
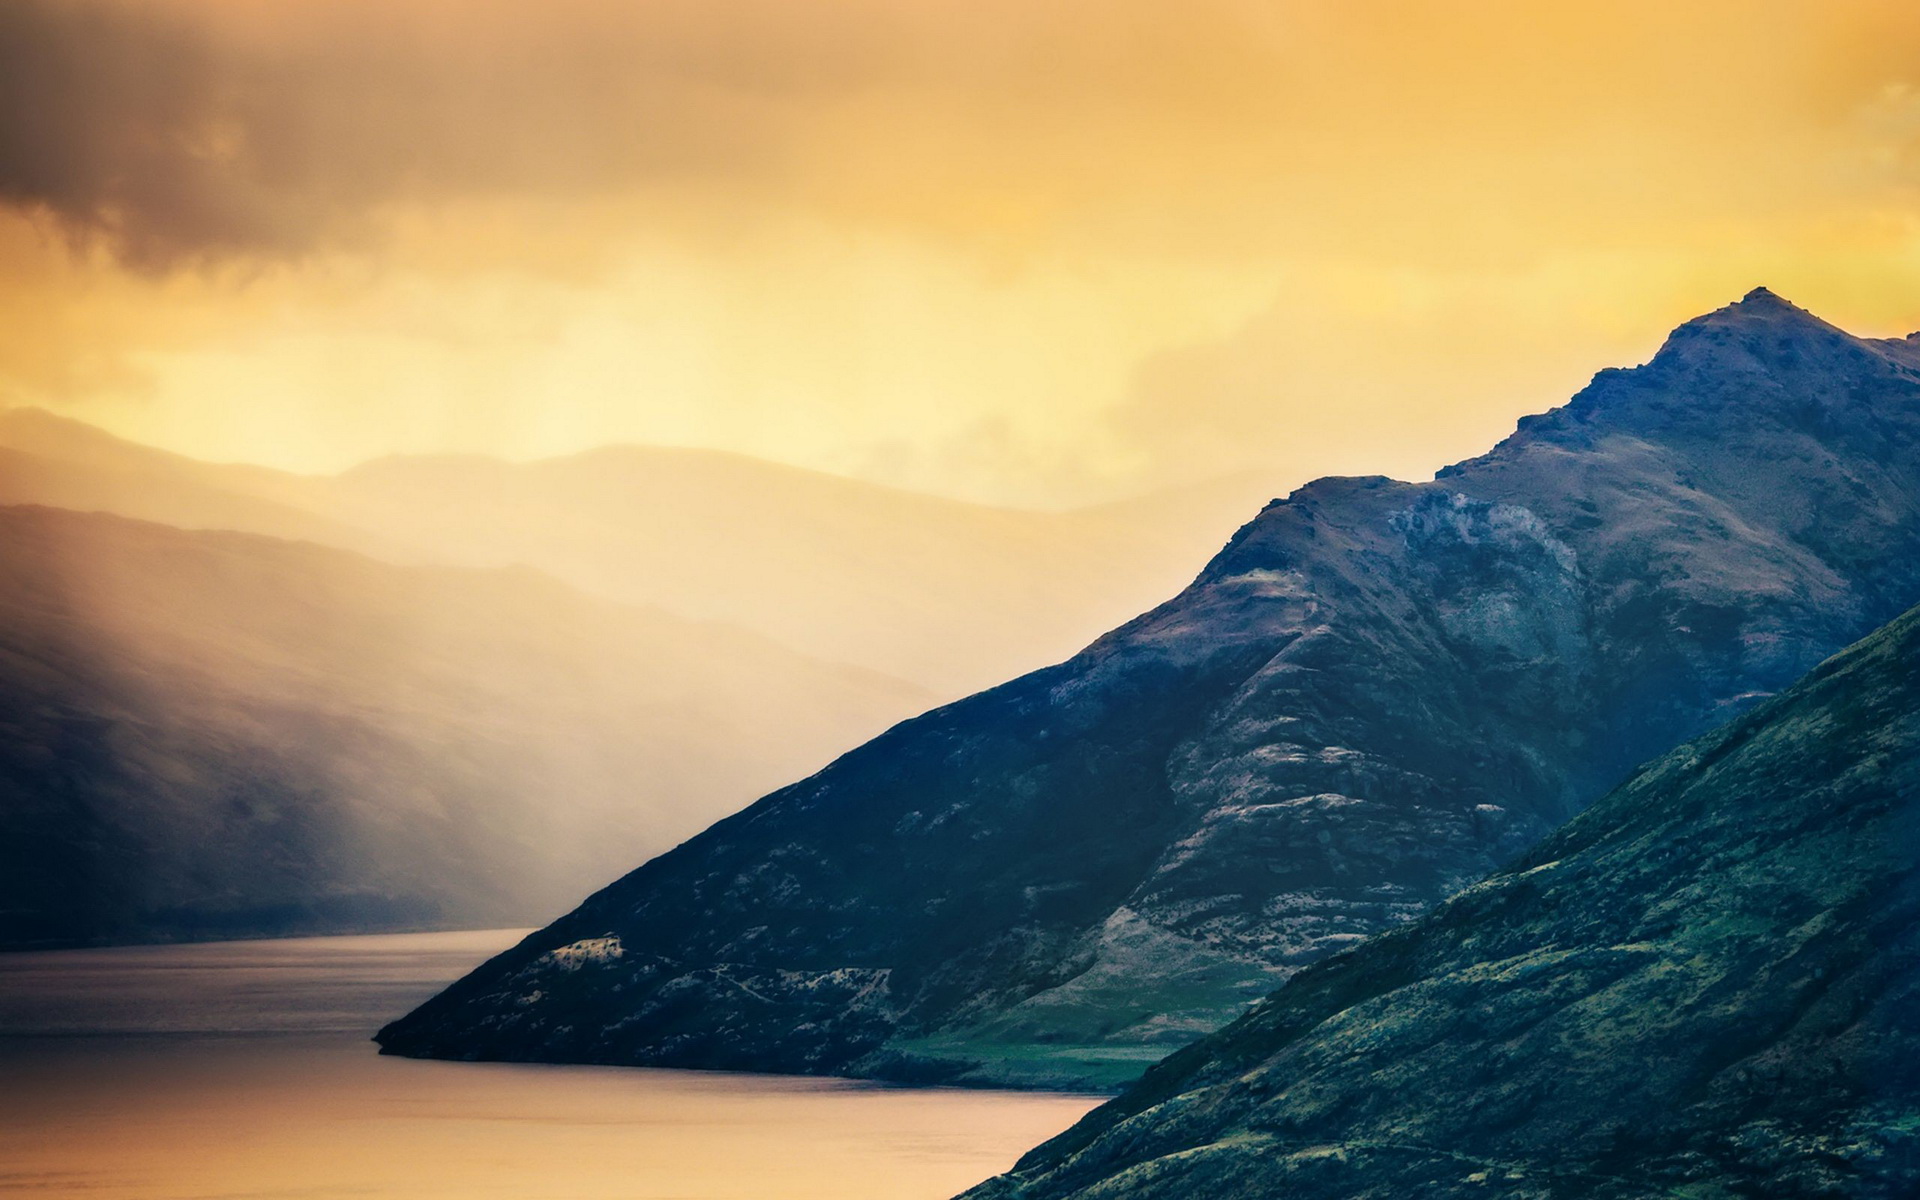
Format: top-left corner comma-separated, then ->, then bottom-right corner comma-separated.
0,505 -> 928,948
377,290 -> 1920,1088
0,409 -> 1273,697
0,426 -> 395,559
963,601 -> 1920,1200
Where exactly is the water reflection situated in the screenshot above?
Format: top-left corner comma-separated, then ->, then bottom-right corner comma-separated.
0,931 -> 1099,1199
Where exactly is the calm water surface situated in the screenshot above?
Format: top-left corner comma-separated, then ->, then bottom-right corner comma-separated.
0,930 -> 1100,1199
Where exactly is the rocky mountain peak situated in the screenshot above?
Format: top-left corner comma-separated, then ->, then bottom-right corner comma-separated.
1449,289 -> 1918,470
1736,282 -> 1790,307
377,292 -> 1920,1092
1652,284 -> 1858,364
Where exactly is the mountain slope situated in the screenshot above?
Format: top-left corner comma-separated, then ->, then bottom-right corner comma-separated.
0,505 -> 928,948
0,424 -> 396,559
377,289 -> 1920,1088
308,447 -> 1242,696
0,408 -> 1263,697
961,601 -> 1920,1200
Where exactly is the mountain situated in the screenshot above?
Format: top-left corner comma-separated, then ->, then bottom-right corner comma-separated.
376,289 -> 1920,1089
0,408 -> 1267,697
962,601 -> 1920,1200
0,505 -> 928,948
304,448 -> 1261,696
0,412 -> 396,558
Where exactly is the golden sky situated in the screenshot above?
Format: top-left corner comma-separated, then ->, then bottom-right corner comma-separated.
4,0 -> 1920,505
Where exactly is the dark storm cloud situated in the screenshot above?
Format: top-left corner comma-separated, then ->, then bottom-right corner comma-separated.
0,0 -> 1319,272
0,0 -> 857,269
0,2 -> 282,266
5,0 -> 1917,276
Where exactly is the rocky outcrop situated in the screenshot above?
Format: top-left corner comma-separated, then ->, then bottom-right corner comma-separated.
379,289 -> 1920,1089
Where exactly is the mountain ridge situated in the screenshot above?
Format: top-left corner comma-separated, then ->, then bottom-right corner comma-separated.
0,407 -> 1275,696
376,289 -> 1920,1089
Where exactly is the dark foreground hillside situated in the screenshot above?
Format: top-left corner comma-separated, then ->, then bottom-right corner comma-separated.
380,290 -> 1920,1088
963,603 -> 1920,1200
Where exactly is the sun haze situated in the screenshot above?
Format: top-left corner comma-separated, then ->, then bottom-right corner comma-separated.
3,0 -> 1920,505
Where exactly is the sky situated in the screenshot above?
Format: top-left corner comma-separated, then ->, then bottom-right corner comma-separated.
4,0 -> 1920,507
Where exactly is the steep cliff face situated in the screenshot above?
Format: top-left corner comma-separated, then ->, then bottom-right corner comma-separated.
379,289 -> 1920,1089
963,602 -> 1920,1199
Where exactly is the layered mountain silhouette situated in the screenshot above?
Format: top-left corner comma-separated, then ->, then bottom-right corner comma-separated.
0,420 -> 399,559
962,600 -> 1920,1200
0,505 -> 925,948
0,408 -> 1272,697
0,398 -> 1282,948
377,290 -> 1920,1088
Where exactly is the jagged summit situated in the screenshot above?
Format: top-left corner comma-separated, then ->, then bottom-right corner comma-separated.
1668,283 -> 1841,338
1652,287 -> 1917,385
1681,284 -> 1820,324
1439,288 -> 1915,480
378,294 -> 1920,1091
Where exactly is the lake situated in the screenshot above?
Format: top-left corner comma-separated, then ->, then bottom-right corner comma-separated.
0,929 -> 1100,1199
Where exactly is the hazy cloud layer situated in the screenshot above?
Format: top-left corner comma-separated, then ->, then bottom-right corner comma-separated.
1,0 -> 1266,268
4,1 -> 1920,503
0,2 -> 242,265
0,0 -> 827,266
11,0 -> 1912,272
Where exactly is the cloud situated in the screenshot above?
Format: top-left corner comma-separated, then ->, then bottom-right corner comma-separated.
0,0 -> 1222,269
0,2 -> 256,265
7,0 -> 1920,508
5,0 -> 1919,274
1105,267 -> 1733,493
0,0 -> 859,268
